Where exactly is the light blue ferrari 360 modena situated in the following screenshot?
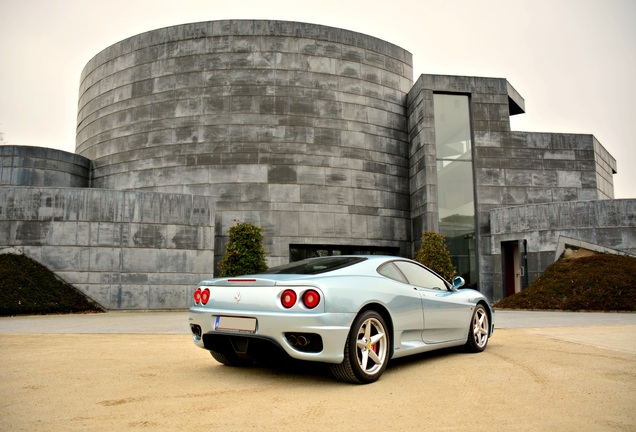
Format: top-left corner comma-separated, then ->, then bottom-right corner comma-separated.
189,255 -> 494,384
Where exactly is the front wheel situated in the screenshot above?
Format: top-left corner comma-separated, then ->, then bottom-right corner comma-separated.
465,304 -> 490,352
330,310 -> 390,384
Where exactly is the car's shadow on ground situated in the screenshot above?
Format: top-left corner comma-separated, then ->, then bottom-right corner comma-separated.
384,345 -> 467,374
197,357 -> 337,384
195,345 -> 470,385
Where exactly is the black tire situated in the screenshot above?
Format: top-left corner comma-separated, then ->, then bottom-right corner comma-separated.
465,304 -> 490,353
210,349 -> 251,367
330,310 -> 390,384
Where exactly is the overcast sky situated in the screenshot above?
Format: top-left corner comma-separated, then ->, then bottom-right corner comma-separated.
1,0 -> 634,198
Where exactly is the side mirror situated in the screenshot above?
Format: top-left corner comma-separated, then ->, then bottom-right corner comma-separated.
451,276 -> 465,290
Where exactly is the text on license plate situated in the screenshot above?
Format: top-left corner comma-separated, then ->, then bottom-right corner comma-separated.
215,316 -> 257,333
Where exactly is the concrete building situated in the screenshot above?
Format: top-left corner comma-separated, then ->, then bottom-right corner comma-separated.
1,20 -> 633,309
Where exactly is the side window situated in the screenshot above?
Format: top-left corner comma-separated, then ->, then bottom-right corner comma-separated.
393,261 -> 448,290
377,262 -> 408,283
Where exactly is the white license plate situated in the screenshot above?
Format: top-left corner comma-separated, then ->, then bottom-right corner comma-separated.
215,316 -> 257,333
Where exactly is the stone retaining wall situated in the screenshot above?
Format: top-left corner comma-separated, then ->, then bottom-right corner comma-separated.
490,199 -> 636,300
0,187 -> 215,309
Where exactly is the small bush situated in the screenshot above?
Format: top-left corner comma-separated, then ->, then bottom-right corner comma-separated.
414,232 -> 457,282
218,222 -> 268,277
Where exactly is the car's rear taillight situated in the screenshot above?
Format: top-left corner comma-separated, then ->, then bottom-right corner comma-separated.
281,289 -> 297,308
193,287 -> 210,305
302,289 -> 320,309
201,288 -> 210,305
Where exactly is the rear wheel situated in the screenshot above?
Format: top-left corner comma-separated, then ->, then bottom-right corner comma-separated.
330,310 -> 390,384
465,304 -> 490,352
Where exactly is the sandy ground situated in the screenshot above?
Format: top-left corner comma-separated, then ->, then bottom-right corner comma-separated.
1,326 -> 635,431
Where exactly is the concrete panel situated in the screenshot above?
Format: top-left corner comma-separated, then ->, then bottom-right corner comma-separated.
4,21 -> 624,306
77,20 -> 412,267
0,187 -> 215,310
0,146 -> 90,188
489,200 -> 636,301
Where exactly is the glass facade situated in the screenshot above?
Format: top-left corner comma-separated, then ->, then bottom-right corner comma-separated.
433,94 -> 477,286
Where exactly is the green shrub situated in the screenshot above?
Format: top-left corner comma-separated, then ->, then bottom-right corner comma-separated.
218,222 -> 268,277
414,232 -> 457,282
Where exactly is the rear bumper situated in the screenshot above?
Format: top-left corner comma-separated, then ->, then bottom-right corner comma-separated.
188,307 -> 354,364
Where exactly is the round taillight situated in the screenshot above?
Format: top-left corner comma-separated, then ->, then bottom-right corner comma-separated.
302,289 -> 320,309
201,288 -> 210,305
193,288 -> 202,304
281,289 -> 297,308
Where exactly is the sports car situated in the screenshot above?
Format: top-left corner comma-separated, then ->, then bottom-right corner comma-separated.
189,255 -> 494,384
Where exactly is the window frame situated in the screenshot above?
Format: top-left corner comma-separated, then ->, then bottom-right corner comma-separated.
378,260 -> 450,291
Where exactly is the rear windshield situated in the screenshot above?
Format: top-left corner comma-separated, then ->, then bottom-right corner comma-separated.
264,256 -> 367,275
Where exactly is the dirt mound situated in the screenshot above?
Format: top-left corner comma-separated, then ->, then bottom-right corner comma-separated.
0,253 -> 103,316
495,254 -> 636,311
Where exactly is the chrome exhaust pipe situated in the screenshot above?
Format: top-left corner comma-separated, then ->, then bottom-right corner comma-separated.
297,335 -> 309,347
190,324 -> 202,338
288,334 -> 298,346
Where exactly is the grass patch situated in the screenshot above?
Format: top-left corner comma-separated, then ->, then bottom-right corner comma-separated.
0,253 -> 104,316
494,254 -> 636,311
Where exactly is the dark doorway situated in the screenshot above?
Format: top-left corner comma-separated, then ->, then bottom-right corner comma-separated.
502,240 -> 527,297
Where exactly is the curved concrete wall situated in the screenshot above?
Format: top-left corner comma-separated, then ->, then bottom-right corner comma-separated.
0,186 -> 215,309
489,199 -> 636,300
0,146 -> 90,188
76,20 -> 414,265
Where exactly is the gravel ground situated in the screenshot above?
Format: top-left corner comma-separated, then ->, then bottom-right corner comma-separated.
1,323 -> 635,431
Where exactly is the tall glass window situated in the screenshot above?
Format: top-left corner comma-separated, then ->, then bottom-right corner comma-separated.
433,94 -> 477,286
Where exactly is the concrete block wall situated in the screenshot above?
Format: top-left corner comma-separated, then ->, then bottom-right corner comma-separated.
407,74 -> 524,241
1,145 -> 90,188
407,75 -> 524,295
76,20 -> 414,267
489,199 -> 636,300
594,137 -> 617,199
475,131 -> 616,208
406,76 -> 438,255
407,74 -> 618,298
1,21 -> 623,306
476,131 -> 617,294
0,187 -> 215,309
